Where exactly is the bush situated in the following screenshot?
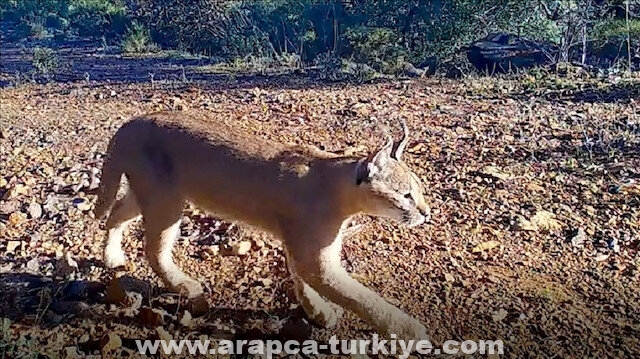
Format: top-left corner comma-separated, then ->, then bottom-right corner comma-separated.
32,47 -> 59,75
590,18 -> 640,67
26,14 -> 48,39
121,21 -> 158,54
1,0 -> 128,39
135,0 -> 270,57
344,26 -> 407,74
67,0 -> 128,37
595,18 -> 640,39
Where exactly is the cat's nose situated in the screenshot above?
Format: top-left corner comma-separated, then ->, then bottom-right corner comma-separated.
419,205 -> 431,223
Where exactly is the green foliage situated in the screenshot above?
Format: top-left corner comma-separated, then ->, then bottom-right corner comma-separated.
594,18 -> 640,39
67,0 -> 128,36
136,0 -> 270,57
32,47 -> 59,74
121,20 -> 158,54
3,0 -> 639,73
589,17 -> 640,68
25,14 -> 48,39
344,26 -> 407,73
2,0 -> 128,39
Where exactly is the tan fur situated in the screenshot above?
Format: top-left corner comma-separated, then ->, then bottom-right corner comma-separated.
94,111 -> 431,342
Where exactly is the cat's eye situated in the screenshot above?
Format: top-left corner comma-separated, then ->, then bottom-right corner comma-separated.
403,193 -> 412,199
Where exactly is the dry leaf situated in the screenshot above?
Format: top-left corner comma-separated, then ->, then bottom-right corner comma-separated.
481,165 -> 510,180
492,309 -> 508,322
472,240 -> 501,253
138,307 -> 166,327
531,210 -> 562,231
8,212 -> 26,227
56,251 -> 78,277
156,326 -> 173,342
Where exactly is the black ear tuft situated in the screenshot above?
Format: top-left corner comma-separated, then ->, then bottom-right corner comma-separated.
391,118 -> 409,160
355,159 -> 369,185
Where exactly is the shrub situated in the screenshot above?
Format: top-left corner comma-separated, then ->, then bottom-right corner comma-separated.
121,21 -> 159,54
32,47 -> 59,75
590,18 -> 640,67
67,0 -> 128,37
595,18 -> 640,39
135,0 -> 269,57
344,26 -> 407,74
1,0 -> 128,39
26,15 -> 48,39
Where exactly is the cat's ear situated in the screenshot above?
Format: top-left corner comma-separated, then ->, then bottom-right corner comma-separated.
391,118 -> 409,160
356,138 -> 393,185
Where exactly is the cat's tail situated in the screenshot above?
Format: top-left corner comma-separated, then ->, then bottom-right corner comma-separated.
93,133 -> 123,220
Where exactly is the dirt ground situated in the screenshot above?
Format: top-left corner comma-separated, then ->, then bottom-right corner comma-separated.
1,38 -> 640,359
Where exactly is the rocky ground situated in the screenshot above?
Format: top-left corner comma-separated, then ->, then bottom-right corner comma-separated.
1,39 -> 640,358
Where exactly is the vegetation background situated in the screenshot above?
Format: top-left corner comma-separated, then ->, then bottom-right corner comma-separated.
1,0 -> 638,75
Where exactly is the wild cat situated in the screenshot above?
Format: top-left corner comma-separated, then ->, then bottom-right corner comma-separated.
94,112 -> 430,341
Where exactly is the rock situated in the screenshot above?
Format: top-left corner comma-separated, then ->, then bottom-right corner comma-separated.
0,263 -> 14,274
104,276 -> 153,305
138,307 -> 166,327
481,165 -> 510,180
26,257 -> 42,273
73,198 -> 92,212
231,241 -> 252,256
492,309 -> 509,322
517,216 -> 537,231
5,184 -> 28,199
64,346 -> 82,359
104,277 -> 127,305
472,240 -> 501,253
595,254 -> 610,262
43,195 -> 61,215
0,200 -> 20,214
100,333 -> 121,355
6,240 -> 21,254
206,245 -> 220,256
56,251 -> 79,277
466,33 -> 557,74
28,202 -> 42,219
570,228 -> 587,247
155,326 -> 173,342
403,62 -> 426,78
179,310 -> 193,327
188,295 -> 210,317
518,210 -> 562,232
